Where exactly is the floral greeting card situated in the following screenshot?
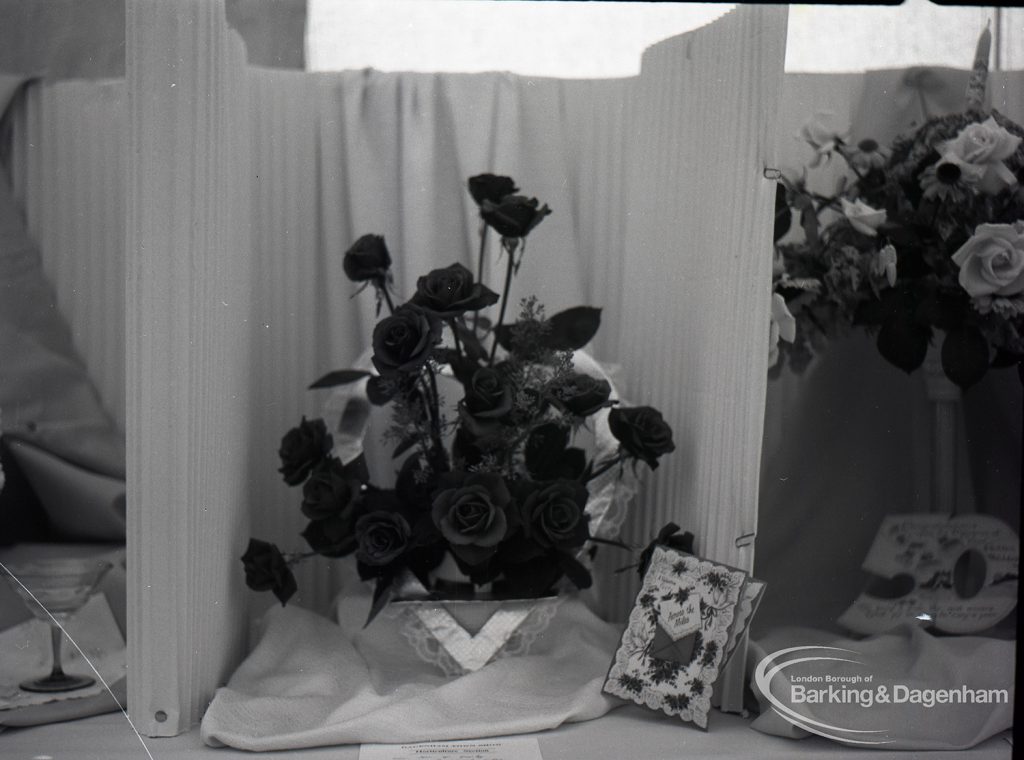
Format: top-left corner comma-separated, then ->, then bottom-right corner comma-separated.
603,547 -> 763,728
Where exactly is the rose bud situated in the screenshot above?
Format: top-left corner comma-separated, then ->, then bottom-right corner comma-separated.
410,262 -> 499,318
371,304 -> 443,375
240,539 -> 297,605
463,367 -> 513,419
480,195 -> 551,238
343,234 -> 392,283
548,372 -> 612,417
468,174 -> 519,206
278,416 -> 331,486
608,406 -> 676,470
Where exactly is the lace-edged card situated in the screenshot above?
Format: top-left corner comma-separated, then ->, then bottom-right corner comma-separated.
602,546 -> 765,729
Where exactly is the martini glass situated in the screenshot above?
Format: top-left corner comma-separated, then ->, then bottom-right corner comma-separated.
2,556 -> 111,692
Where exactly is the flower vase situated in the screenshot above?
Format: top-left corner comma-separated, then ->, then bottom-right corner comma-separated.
384,557 -> 563,677
922,334 -> 962,514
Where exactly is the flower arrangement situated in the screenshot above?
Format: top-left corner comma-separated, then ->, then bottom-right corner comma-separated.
243,174 -> 676,623
770,32 -> 1024,389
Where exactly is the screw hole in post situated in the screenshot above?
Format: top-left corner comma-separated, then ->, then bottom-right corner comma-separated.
155,710 -> 167,723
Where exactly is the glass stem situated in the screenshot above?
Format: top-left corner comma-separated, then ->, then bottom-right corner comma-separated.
49,623 -> 66,678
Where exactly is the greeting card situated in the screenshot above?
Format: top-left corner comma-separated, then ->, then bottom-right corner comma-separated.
603,547 -> 764,728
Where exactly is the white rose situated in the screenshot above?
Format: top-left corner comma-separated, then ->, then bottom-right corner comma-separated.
799,112 -> 848,168
951,222 -> 1024,298
840,198 -> 886,237
768,291 -> 797,371
938,117 -> 1022,196
872,244 -> 898,287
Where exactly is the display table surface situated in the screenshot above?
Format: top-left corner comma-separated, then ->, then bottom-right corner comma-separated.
0,706 -> 1012,759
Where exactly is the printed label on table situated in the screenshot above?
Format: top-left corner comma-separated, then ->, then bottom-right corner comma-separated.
359,736 -> 543,760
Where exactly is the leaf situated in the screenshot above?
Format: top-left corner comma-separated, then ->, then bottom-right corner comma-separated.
453,321 -> 489,362
363,575 -> 395,628
941,327 -> 990,390
991,349 -> 1024,369
877,310 -> 930,374
391,434 -> 419,459
543,306 -> 602,351
800,204 -> 819,247
773,183 -> 792,243
493,322 -> 515,352
309,369 -> 371,390
366,375 -> 396,405
558,553 -> 593,590
524,423 -> 570,479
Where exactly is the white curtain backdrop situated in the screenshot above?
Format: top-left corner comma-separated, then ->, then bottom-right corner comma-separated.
10,4 -> 790,729
11,50 -> 1020,629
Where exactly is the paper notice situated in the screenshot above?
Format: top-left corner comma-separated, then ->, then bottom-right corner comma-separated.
359,737 -> 543,760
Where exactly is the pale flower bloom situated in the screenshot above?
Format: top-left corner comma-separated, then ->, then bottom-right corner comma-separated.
799,112 -> 848,168
768,291 -> 797,368
937,117 -> 1022,196
872,244 -> 898,287
840,198 -> 886,236
951,221 -> 1024,298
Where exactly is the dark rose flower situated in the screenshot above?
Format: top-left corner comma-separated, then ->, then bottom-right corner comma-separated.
241,539 -> 297,605
343,234 -> 391,283
301,511 -> 359,557
301,457 -> 361,520
371,305 -> 443,375
463,367 -> 513,419
518,479 -> 590,551
355,510 -> 411,566
409,262 -> 499,318
479,195 -> 551,238
469,174 -> 518,206
431,472 -> 511,565
278,416 -> 331,486
549,372 -> 612,417
608,406 -> 676,469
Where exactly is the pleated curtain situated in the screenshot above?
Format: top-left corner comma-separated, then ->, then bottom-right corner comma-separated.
9,3 -> 789,731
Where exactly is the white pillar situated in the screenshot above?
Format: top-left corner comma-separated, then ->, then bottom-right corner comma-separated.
612,4 -> 789,712
126,0 -> 255,736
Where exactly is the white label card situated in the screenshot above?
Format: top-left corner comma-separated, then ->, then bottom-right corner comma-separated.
359,737 -> 543,760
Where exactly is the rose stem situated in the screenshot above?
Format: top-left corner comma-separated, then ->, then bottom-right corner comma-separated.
448,319 -> 464,358
488,238 -> 518,365
423,364 -> 446,466
472,222 -> 488,333
584,452 -> 628,484
380,285 -> 396,315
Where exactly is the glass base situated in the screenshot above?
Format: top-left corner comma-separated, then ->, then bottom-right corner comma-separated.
20,673 -> 95,693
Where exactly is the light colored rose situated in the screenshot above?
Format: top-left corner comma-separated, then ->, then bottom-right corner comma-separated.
768,292 -> 796,367
840,198 -> 886,236
799,112 -> 848,168
938,117 -> 1021,196
951,222 -> 1024,298
872,244 -> 898,287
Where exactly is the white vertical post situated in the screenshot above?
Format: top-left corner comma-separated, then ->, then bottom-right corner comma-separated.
126,0 -> 254,736
612,5 -> 788,711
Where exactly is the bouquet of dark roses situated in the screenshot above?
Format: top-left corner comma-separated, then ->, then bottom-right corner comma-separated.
770,37 -> 1024,389
243,174 -> 676,624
